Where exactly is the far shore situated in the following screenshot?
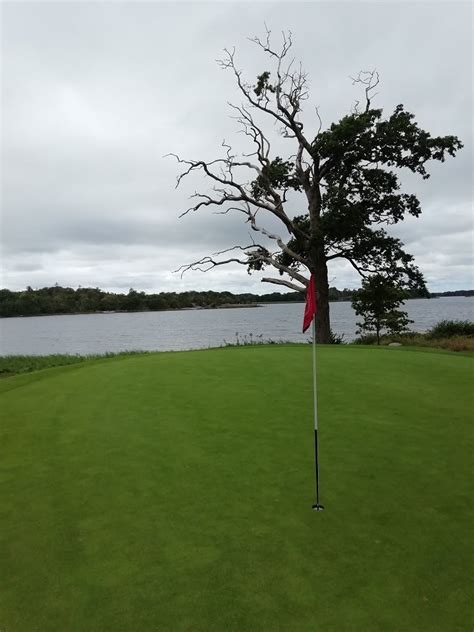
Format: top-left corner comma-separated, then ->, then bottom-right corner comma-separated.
0,302 -> 264,319
2,294 -> 472,320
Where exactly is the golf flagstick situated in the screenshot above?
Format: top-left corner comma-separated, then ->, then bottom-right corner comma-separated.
302,274 -> 324,511
311,317 -> 324,511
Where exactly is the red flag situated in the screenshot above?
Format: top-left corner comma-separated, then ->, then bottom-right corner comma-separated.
302,274 -> 317,333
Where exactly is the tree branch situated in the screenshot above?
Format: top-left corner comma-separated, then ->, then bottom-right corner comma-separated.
261,277 -> 306,293
217,38 -> 314,158
350,69 -> 380,111
168,151 -> 309,242
247,211 -> 310,267
173,244 -> 259,277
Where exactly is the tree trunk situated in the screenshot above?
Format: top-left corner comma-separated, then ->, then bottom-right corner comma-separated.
308,205 -> 331,343
314,248 -> 331,344
308,181 -> 331,344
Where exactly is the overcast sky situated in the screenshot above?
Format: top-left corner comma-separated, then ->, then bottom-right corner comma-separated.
1,1 -> 472,294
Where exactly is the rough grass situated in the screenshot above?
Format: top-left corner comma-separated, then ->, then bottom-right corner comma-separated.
0,351 -> 147,378
354,332 -> 474,352
388,333 -> 474,352
0,346 -> 472,631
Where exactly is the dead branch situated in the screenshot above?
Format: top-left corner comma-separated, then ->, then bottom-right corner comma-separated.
174,237 -> 309,288
173,245 -> 258,277
350,70 -> 380,111
217,36 -> 314,158
247,212 -> 310,268
168,152 -> 309,242
261,277 -> 306,293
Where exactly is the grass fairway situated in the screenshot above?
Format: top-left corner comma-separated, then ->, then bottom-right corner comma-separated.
0,346 -> 472,631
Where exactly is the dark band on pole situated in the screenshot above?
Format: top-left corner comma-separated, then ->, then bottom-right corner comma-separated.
311,316 -> 324,511
312,428 -> 324,511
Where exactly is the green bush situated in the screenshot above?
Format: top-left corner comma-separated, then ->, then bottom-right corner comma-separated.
353,333 -> 379,345
329,329 -> 346,344
426,320 -> 474,339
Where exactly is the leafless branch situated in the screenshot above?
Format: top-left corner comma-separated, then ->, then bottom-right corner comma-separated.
314,106 -> 323,137
248,212 -> 310,268
248,24 -> 292,61
170,29 -> 329,293
261,277 -> 306,293
168,152 -> 310,242
350,70 -> 380,111
211,200 -> 310,267
326,249 -> 370,278
173,244 -> 259,277
174,235 -> 309,288
217,37 -> 314,158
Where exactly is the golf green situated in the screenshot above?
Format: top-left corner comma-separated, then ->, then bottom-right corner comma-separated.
0,346 -> 472,631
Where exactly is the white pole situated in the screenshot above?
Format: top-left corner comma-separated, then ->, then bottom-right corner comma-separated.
312,319 -> 318,431
312,317 -> 324,510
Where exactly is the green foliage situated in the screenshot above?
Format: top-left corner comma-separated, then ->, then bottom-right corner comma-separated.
246,246 -> 271,272
328,329 -> 346,344
250,157 -> 301,200
426,319 -> 474,338
352,274 -> 412,344
315,105 -> 462,181
352,333 -> 379,345
313,105 -> 462,289
253,71 -> 275,96
248,102 -> 462,295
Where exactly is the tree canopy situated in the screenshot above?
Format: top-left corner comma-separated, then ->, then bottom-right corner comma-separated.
352,274 -> 413,344
172,29 -> 463,342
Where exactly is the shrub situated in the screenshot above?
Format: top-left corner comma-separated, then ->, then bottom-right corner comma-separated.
353,333 -> 379,345
329,329 -> 346,344
426,320 -> 474,339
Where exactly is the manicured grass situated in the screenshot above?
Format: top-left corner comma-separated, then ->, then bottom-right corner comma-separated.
0,346 -> 472,631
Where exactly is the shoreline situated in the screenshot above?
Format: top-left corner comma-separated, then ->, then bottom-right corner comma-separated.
3,294 -> 472,320
0,302 -> 262,319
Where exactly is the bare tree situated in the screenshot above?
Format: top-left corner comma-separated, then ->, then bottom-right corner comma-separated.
170,29 -> 462,343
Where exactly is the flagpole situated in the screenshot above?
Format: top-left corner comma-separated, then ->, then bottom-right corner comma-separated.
302,273 -> 324,511
312,313 -> 324,511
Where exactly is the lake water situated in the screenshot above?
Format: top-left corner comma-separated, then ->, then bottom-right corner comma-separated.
0,297 -> 472,356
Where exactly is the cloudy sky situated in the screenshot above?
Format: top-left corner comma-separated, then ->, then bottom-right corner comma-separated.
1,0 -> 472,294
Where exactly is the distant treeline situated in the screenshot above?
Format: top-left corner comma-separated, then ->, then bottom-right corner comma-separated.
0,285 -> 343,317
430,290 -> 474,298
0,285 -> 470,318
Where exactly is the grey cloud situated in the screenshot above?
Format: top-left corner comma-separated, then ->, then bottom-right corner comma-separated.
1,1 -> 472,293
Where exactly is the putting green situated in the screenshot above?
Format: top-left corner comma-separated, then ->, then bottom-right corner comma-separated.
0,346 -> 472,631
